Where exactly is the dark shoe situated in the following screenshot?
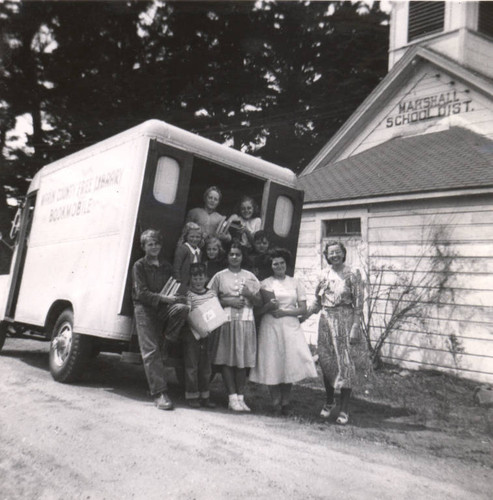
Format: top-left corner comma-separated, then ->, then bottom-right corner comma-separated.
272,404 -> 282,417
154,392 -> 174,411
187,398 -> 201,409
281,404 -> 292,417
200,398 -> 216,408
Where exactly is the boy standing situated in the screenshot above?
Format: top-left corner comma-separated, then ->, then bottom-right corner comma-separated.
132,229 -> 189,410
248,230 -> 271,281
184,263 -> 217,409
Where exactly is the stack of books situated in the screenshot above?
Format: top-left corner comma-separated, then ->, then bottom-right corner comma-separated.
160,276 -> 181,296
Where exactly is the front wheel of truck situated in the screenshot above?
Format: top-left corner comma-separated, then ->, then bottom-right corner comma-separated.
49,309 -> 91,383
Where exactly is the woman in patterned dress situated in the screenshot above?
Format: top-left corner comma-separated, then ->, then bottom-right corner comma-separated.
208,241 -> 261,412
306,241 -> 365,425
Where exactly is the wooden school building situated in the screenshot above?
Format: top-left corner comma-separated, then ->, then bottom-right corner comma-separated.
296,1 -> 493,383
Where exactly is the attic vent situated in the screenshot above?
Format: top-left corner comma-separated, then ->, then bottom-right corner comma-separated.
408,1 -> 445,42
478,1 -> 493,38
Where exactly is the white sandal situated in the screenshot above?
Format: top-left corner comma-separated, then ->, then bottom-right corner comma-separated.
320,402 -> 336,418
336,411 -> 349,425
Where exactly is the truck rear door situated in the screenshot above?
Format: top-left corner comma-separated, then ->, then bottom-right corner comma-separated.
121,140 -> 193,314
261,181 -> 304,274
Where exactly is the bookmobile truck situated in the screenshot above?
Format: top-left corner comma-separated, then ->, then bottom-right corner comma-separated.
0,120 -> 304,383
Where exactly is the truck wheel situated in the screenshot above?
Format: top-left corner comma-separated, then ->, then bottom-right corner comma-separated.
0,321 -> 8,352
49,309 -> 91,383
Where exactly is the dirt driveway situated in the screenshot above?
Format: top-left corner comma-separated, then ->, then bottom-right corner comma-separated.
0,338 -> 491,500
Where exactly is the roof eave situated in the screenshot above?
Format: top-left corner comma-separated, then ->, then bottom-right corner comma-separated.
301,46 -> 493,176
303,186 -> 493,210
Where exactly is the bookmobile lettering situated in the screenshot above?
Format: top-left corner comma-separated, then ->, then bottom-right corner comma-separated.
386,90 -> 472,128
40,168 -> 123,223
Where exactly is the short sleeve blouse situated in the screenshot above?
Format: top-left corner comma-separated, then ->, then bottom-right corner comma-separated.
208,268 -> 260,321
261,276 -> 305,311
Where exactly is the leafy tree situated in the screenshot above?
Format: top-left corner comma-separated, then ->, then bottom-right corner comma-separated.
1,0 -> 389,207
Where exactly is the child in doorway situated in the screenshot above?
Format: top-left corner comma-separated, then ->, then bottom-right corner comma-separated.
173,222 -> 203,288
226,196 -> 262,250
248,229 -> 272,281
203,235 -> 226,283
184,263 -> 217,409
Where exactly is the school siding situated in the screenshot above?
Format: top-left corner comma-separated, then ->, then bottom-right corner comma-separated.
367,197 -> 493,383
296,211 -> 324,345
464,31 -> 493,80
296,196 -> 493,383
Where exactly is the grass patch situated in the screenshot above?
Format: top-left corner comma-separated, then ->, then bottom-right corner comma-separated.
206,363 -> 493,468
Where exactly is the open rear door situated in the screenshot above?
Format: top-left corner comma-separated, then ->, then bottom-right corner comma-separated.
261,181 -> 304,274
134,140 -> 193,259
121,140 -> 193,314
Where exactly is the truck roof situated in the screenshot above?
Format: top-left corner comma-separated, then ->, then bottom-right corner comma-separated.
29,120 -> 297,193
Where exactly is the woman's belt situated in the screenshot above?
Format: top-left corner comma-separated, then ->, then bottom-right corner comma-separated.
322,304 -> 353,311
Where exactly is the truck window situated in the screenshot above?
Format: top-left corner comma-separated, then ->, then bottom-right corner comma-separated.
153,156 -> 180,204
272,195 -> 294,237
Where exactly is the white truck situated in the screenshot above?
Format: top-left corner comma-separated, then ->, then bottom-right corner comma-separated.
0,120 -> 304,382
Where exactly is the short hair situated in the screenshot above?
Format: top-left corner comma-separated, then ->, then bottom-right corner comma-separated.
226,239 -> 247,262
140,229 -> 162,249
181,221 -> 203,243
323,240 -> 347,263
190,263 -> 207,276
204,235 -> 225,257
267,247 -> 292,268
203,186 -> 222,203
238,195 -> 259,218
253,230 -> 270,242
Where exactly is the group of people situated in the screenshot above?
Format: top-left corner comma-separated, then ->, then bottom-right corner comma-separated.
131,185 -> 366,425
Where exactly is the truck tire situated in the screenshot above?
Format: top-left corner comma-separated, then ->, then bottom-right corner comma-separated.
0,321 -> 8,352
49,309 -> 91,383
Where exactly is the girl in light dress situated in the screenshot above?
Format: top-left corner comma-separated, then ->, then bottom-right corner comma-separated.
249,248 -> 317,415
208,241 -> 261,412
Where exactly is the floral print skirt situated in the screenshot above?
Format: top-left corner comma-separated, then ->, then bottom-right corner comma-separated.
317,306 -> 369,390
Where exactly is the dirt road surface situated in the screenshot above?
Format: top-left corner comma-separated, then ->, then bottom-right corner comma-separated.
0,338 -> 491,500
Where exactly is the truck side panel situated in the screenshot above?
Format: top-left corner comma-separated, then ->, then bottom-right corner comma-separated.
14,137 -> 149,340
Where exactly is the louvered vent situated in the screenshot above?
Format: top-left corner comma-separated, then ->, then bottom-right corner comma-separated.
408,1 -> 445,42
478,1 -> 493,38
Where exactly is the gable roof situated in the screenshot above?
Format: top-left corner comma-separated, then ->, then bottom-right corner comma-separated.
301,45 -> 493,175
298,127 -> 493,204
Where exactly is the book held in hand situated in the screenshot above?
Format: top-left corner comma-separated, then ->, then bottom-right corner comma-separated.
260,288 -> 276,305
188,297 -> 228,340
161,277 -> 181,296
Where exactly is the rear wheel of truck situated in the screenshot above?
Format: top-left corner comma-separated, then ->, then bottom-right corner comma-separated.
0,321 -> 8,352
49,309 -> 91,383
